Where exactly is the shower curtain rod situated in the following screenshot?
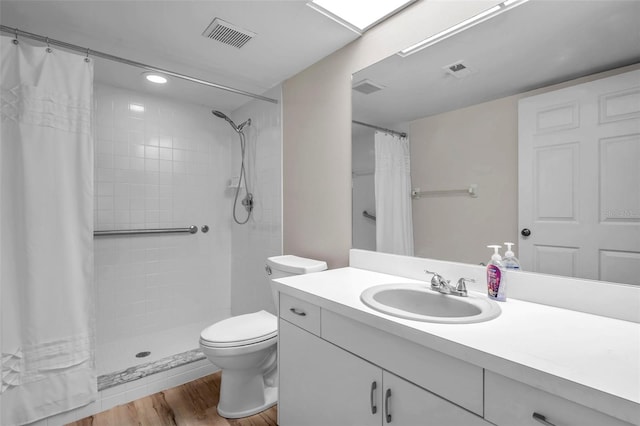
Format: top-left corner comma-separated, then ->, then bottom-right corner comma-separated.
352,120 -> 407,138
0,25 -> 278,105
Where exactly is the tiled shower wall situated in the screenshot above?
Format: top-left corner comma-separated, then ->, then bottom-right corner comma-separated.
93,83 -> 232,372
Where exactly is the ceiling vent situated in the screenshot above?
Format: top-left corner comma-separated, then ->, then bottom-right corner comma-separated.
352,79 -> 385,95
443,60 -> 476,79
202,18 -> 256,49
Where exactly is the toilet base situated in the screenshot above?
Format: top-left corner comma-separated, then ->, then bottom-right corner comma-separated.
217,383 -> 277,419
201,334 -> 278,419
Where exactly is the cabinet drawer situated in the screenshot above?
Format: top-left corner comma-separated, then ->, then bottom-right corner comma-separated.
484,371 -> 633,426
279,293 -> 321,335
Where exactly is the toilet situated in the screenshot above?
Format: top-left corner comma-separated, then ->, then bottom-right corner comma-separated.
199,254 -> 327,418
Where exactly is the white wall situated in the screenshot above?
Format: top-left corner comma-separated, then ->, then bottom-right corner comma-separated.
93,83 -> 232,372
410,96 -> 518,264
282,1 -> 503,268
230,86 -> 283,316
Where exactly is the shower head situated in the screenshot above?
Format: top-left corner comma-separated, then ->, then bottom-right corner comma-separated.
212,110 -> 238,132
212,110 -> 228,120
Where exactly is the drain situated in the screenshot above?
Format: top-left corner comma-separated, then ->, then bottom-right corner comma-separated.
135,351 -> 151,358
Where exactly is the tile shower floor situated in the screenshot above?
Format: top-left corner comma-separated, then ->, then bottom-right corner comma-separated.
96,321 -> 210,376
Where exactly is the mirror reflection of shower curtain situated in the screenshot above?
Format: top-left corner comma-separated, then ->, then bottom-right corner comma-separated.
0,37 -> 96,425
374,131 -> 414,256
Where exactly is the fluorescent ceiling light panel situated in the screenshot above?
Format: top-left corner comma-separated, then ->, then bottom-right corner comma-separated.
309,0 -> 416,33
398,0 -> 530,57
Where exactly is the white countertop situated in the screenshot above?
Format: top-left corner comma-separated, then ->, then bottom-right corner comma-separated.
274,267 -> 640,425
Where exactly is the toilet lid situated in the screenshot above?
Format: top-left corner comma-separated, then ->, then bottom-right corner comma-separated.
266,255 -> 327,274
200,310 -> 277,346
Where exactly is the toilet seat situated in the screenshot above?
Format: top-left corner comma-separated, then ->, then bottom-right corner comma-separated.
200,310 -> 277,348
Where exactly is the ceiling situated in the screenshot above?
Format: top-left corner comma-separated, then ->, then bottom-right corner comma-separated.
353,0 -> 640,131
0,0 -> 361,112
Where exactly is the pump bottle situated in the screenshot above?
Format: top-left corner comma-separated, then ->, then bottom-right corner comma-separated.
486,245 -> 506,301
503,242 -> 521,271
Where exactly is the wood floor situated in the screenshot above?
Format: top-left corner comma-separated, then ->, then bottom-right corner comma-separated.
67,372 -> 278,426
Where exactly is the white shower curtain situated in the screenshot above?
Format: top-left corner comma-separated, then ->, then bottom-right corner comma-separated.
0,36 -> 96,425
374,131 -> 414,256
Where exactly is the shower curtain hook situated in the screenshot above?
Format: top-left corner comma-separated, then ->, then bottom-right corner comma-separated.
45,37 -> 52,53
12,27 -> 18,45
84,48 -> 90,63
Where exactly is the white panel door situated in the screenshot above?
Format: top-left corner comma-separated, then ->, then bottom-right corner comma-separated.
519,69 -> 640,284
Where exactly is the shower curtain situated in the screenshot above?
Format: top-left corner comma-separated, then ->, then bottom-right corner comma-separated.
0,36 -> 96,425
374,131 -> 414,256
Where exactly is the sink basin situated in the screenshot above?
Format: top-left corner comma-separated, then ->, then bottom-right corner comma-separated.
360,283 -> 501,324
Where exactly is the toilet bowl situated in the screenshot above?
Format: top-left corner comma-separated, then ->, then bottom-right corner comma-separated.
199,255 -> 327,419
200,310 -> 278,418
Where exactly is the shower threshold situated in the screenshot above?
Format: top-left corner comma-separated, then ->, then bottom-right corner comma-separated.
98,348 -> 205,391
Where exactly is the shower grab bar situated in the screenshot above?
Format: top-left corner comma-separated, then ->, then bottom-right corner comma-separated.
411,184 -> 478,199
94,225 -> 198,237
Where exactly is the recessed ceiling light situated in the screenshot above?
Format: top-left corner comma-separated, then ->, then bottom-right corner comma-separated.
143,73 -> 168,84
129,103 -> 145,113
308,0 -> 417,34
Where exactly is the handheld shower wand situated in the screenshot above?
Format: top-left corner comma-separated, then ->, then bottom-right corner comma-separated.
212,110 -> 254,224
212,110 -> 251,133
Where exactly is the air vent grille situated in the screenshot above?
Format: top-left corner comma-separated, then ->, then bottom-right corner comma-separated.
352,79 -> 385,95
202,18 -> 256,49
443,60 -> 475,79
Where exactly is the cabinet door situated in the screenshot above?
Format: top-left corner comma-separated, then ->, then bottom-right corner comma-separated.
383,371 -> 490,426
279,319 -> 382,426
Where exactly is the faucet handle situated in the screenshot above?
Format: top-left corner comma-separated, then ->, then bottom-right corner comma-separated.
425,270 -> 450,293
424,270 -> 441,285
452,277 -> 475,297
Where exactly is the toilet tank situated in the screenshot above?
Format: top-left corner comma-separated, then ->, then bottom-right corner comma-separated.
266,255 -> 327,314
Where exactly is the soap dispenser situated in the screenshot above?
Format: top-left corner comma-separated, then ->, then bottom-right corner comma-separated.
486,245 -> 506,301
503,242 -> 521,271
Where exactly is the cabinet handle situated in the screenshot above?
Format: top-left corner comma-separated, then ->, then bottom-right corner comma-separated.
370,381 -> 377,414
289,307 -> 306,316
532,412 -> 557,426
385,388 -> 392,423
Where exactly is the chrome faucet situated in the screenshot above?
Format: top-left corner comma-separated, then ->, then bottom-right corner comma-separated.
424,270 -> 474,297
425,270 -> 451,294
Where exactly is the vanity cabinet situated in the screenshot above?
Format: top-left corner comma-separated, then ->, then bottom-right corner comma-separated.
484,371 -> 634,426
274,264 -> 639,426
279,319 -> 489,426
277,290 -> 635,426
278,295 -> 489,426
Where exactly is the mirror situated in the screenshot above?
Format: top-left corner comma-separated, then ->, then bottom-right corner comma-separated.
352,0 -> 640,285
